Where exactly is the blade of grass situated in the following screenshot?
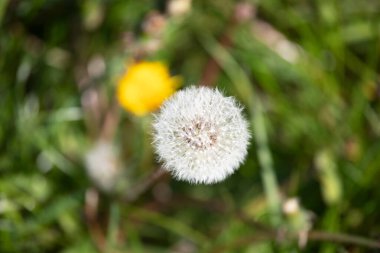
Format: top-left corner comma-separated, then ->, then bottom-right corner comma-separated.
106,203 -> 120,250
197,32 -> 282,227
0,0 -> 9,25
129,207 -> 208,246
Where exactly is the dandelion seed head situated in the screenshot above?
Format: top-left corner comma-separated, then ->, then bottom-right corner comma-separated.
153,86 -> 250,184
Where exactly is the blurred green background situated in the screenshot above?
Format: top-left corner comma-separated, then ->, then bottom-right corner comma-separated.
2,0 -> 380,252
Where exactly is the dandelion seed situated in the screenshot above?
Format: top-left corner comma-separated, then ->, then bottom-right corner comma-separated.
153,86 -> 250,184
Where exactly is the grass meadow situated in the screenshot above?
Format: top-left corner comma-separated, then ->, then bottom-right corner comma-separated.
1,0 -> 380,252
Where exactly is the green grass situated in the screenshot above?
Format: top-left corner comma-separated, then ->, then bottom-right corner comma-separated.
1,0 -> 380,252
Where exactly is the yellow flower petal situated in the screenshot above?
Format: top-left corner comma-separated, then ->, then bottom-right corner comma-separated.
116,61 -> 180,116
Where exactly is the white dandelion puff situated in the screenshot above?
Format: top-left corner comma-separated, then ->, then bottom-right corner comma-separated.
85,140 -> 120,191
153,86 -> 251,184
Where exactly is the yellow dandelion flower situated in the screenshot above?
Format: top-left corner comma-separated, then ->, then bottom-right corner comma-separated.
117,61 -> 180,116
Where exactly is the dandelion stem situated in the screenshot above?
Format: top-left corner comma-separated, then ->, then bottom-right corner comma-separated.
84,188 -> 106,252
123,169 -> 167,202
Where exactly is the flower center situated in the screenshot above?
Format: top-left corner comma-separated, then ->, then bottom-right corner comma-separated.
181,119 -> 217,150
